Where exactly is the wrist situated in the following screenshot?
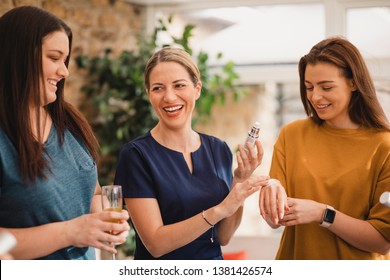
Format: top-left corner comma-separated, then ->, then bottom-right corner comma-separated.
212,203 -> 230,222
232,176 -> 244,186
317,204 -> 327,223
62,220 -> 72,246
201,210 -> 214,227
62,218 -> 78,248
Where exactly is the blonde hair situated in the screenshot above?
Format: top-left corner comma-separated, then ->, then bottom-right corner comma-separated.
144,47 -> 200,91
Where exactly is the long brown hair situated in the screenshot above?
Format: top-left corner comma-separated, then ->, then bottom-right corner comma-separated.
298,37 -> 390,131
0,6 -> 99,182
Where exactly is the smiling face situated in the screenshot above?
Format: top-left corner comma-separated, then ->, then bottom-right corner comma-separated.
40,30 -> 69,106
147,61 -> 201,131
304,62 -> 357,129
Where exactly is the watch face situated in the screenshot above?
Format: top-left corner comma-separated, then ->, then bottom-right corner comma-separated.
324,208 -> 336,223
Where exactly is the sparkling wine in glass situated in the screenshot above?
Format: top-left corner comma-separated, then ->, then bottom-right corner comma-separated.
101,185 -> 122,260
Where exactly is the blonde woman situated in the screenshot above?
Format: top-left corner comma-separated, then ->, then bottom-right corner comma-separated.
115,47 -> 268,259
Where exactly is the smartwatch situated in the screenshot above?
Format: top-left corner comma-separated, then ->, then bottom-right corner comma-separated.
320,205 -> 336,228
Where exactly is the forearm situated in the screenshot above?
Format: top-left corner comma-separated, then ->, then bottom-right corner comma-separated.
90,194 -> 102,213
128,177 -> 264,258
2,222 -> 71,259
90,183 -> 102,213
329,211 -> 390,255
231,176 -> 242,186
217,206 -> 243,245
138,208 -> 226,258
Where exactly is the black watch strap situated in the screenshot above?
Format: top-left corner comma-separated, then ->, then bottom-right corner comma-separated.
320,205 -> 336,228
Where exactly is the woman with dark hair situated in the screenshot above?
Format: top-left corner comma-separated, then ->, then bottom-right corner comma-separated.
259,37 -> 390,259
0,6 -> 129,259
115,47 -> 268,259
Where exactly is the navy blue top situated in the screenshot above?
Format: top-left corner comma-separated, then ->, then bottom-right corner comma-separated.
114,131 -> 233,260
0,125 -> 97,260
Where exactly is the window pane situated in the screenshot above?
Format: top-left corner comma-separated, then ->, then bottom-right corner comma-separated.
347,7 -> 390,58
176,3 -> 325,65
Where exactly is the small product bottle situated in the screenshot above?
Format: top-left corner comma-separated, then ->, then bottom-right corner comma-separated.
244,121 -> 260,153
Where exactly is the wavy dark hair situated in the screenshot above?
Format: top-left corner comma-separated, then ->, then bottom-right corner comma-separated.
298,37 -> 390,131
0,6 -> 99,182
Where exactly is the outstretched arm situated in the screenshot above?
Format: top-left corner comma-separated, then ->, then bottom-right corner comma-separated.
217,176 -> 269,245
125,176 -> 267,258
2,210 -> 129,259
3,183 -> 130,259
279,198 -> 390,255
217,139 -> 267,244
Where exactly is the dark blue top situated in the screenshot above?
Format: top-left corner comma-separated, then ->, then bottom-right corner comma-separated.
0,125 -> 97,260
114,131 -> 233,260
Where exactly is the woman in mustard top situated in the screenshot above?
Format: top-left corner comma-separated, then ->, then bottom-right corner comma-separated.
259,37 -> 390,259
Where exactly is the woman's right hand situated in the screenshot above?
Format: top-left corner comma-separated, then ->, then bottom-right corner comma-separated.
259,179 -> 289,225
219,175 -> 269,217
66,210 -> 130,254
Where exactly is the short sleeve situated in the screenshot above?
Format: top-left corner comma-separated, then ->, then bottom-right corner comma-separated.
205,136 -> 233,190
114,143 -> 156,199
368,152 -> 390,241
221,141 -> 233,189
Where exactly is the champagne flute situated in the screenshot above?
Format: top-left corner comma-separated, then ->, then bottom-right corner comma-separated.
101,185 -> 122,260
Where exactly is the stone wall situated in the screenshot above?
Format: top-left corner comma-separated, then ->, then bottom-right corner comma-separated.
0,0 -> 144,106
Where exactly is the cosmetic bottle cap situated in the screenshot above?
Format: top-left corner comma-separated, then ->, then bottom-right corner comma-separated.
249,122 -> 260,138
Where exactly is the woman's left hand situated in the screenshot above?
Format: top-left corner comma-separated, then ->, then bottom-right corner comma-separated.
234,140 -> 263,182
279,198 -> 324,226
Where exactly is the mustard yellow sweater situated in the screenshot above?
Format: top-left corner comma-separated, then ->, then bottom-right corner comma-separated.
270,118 -> 390,259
